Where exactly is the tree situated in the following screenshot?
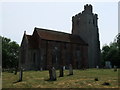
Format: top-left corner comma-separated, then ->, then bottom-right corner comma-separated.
108,42 -> 119,66
101,33 -> 120,67
101,45 -> 110,65
2,36 -> 19,69
116,33 -> 120,53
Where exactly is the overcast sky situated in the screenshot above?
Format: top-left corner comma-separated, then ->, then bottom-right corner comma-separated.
1,1 -> 119,49
118,1 -> 120,33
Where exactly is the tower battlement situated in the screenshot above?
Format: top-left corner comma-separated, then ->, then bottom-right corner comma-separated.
83,4 -> 93,13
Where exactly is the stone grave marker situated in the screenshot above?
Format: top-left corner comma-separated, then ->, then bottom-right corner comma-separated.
59,66 -> 64,77
96,65 -> 99,69
105,61 -> 112,69
114,66 -> 117,72
40,67 -> 43,71
14,66 -> 18,75
52,67 -> 56,81
48,65 -> 52,80
69,64 -> 73,75
63,66 -> 65,70
18,67 -> 23,82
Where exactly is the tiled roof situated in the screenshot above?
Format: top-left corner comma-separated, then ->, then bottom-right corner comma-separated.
25,27 -> 87,49
35,27 -> 87,45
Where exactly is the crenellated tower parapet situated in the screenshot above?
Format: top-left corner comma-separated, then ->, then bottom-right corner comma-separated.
83,4 -> 93,13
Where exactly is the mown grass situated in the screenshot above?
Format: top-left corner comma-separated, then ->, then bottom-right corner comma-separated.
2,69 -> 119,88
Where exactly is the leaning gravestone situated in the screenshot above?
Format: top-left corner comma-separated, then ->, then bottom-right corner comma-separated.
14,66 -> 18,75
52,67 -> 56,81
63,66 -> 65,70
69,64 -> 73,75
18,67 -> 23,82
96,65 -> 99,69
114,66 -> 117,72
40,67 -> 43,71
48,66 -> 57,81
59,66 -> 64,77
48,65 -> 53,80
105,61 -> 112,69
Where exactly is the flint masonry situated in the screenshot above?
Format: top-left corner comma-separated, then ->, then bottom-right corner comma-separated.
19,4 -> 100,70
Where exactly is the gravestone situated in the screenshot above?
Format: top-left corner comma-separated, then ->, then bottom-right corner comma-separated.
59,66 -> 64,77
96,65 -> 99,69
18,67 -> 23,82
14,66 -> 18,75
52,67 -> 56,81
48,65 -> 52,80
114,66 -> 117,72
63,66 -> 65,70
69,64 -> 73,75
105,61 -> 112,69
40,67 -> 43,71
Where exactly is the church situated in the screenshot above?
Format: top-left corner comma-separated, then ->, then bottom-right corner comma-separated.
19,4 -> 100,70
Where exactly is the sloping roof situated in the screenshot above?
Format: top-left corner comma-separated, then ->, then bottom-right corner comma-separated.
35,27 -> 87,45
26,35 -> 38,49
25,27 -> 88,49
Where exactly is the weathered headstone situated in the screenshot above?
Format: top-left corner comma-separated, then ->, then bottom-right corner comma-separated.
18,67 -> 23,82
96,65 -> 99,69
52,67 -> 56,81
14,66 -> 18,75
114,66 -> 117,72
105,61 -> 112,69
69,64 -> 73,75
59,66 -> 64,77
63,66 -> 65,70
48,65 -> 52,80
40,67 -> 43,71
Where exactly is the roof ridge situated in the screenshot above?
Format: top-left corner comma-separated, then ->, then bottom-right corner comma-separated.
26,34 -> 32,36
35,27 -> 71,35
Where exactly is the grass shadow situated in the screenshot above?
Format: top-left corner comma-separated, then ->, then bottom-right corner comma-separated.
67,74 -> 73,76
44,78 -> 57,82
102,82 -> 111,86
13,80 -> 22,83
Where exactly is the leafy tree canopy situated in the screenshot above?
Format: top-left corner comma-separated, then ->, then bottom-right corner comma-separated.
101,33 -> 120,67
1,36 -> 19,68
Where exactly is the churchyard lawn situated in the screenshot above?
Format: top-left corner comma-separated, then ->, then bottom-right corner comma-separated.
2,69 -> 119,88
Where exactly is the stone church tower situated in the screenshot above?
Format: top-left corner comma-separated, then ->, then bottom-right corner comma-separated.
72,4 -> 100,68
